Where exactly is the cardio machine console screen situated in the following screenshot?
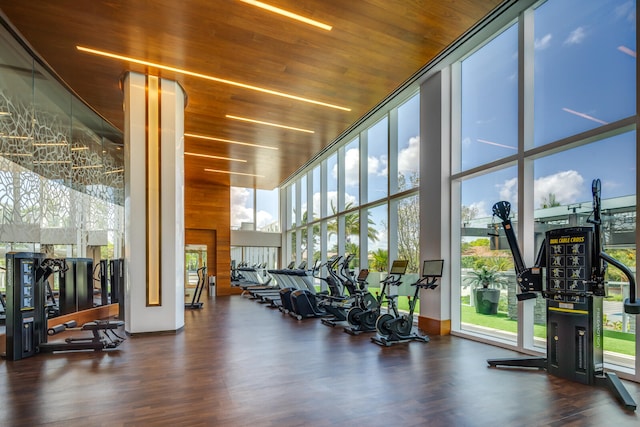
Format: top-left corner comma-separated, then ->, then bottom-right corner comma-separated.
389,260 -> 409,275
356,269 -> 369,281
422,260 -> 444,278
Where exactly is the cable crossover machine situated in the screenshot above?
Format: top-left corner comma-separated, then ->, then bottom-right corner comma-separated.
487,179 -> 640,411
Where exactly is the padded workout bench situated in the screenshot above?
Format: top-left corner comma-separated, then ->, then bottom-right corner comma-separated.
40,320 -> 125,353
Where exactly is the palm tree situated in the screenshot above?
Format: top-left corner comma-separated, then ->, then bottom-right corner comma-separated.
369,248 -> 388,272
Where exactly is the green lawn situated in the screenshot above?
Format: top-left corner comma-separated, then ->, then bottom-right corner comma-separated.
461,304 -> 636,356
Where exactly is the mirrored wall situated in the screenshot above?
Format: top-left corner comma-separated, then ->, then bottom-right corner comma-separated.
0,20 -> 124,273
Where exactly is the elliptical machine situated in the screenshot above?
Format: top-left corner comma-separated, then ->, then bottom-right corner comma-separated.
372,259 -> 443,346
320,254 -> 358,327
343,269 -> 381,335
487,179 -> 640,411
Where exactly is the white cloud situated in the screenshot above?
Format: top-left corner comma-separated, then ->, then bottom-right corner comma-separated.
494,171 -> 585,210
499,178 -> 518,204
230,187 -> 253,227
325,190 -> 357,213
564,26 -> 586,45
398,136 -> 420,176
256,210 -> 274,229
344,147 -> 359,187
534,170 -> 584,208
535,33 -> 552,50
368,154 -> 388,177
469,201 -> 489,219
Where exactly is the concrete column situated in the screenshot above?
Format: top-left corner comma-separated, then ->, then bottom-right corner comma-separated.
123,71 -> 185,334
418,70 -> 452,336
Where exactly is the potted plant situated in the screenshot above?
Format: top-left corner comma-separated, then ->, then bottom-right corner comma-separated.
464,265 -> 507,315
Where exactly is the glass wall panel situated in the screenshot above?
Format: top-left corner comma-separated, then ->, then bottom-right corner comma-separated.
300,175 -> 307,225
533,0 -> 636,147
343,137 -> 359,209
396,93 -> 420,193
312,165 -> 320,222
256,188 -> 279,232
325,154 -> 337,217
365,203 -> 388,298
533,132 -> 636,366
394,194 -> 420,274
290,182 -> 297,228
341,211 -> 360,270
460,24 -> 518,171
460,166 -> 517,341
327,218 -> 337,257
230,186 -> 254,230
367,117 -> 388,203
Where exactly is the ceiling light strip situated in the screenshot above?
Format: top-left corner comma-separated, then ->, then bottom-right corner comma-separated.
184,133 -> 278,150
76,46 -> 350,111
185,151 -> 247,162
226,114 -> 314,133
204,168 -> 264,177
239,0 -> 332,31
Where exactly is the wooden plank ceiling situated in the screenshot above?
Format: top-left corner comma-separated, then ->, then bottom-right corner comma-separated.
0,0 -> 502,190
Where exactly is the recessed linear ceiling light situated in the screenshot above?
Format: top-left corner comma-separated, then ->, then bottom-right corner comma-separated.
205,168 -> 264,178
104,168 -> 124,175
71,146 -> 89,151
184,133 -> 278,150
226,114 -> 314,133
76,46 -> 350,111
33,143 -> 68,147
0,111 -> 11,117
239,0 -> 332,31
185,151 -> 247,162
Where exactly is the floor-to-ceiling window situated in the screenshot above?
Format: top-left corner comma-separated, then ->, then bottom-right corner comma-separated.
452,0 -> 636,373
284,92 -> 420,304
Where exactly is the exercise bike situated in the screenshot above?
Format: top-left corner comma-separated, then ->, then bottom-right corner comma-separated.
372,259 -> 443,347
346,260 -> 409,335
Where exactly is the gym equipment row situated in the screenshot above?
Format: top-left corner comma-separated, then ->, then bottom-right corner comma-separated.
487,179 -> 639,411
4,252 -> 125,361
246,253 -> 443,347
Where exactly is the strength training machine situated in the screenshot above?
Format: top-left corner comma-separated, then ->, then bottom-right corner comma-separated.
487,179 -> 640,411
4,252 -> 125,361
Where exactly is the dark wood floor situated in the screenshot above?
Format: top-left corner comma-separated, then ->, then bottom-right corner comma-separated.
1,296 -> 639,427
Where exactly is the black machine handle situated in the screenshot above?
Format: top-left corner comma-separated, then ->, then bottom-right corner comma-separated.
588,179 -> 639,314
491,201 -> 542,300
492,201 -> 526,276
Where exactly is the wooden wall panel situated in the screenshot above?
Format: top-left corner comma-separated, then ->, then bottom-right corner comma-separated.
185,178 -> 238,296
